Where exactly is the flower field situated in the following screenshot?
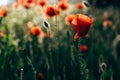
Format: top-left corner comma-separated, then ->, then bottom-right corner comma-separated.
0,0 -> 120,80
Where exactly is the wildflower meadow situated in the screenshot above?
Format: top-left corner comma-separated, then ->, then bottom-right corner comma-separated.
0,0 -> 120,80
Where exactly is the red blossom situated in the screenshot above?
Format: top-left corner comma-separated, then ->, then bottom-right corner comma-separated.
76,2 -> 84,9
30,26 -> 42,37
23,0 -> 35,9
71,14 -> 94,41
37,0 -> 48,7
80,45 -> 88,52
45,5 -> 61,18
0,7 -> 8,17
103,20 -> 112,27
57,1 -> 69,10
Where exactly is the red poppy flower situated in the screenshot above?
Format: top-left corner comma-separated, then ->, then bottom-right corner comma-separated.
79,45 -> 88,52
30,26 -> 42,37
76,2 -> 84,9
57,1 -> 69,10
71,14 -> 94,41
65,14 -> 75,24
45,5 -> 61,18
103,20 -> 112,27
38,73 -> 44,79
37,0 -> 48,7
0,7 -> 7,17
23,0 -> 35,9
25,0 -> 35,4
0,31 -> 3,38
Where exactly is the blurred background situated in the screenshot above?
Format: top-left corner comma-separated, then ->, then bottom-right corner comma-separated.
1,0 -> 120,7
0,0 -> 120,80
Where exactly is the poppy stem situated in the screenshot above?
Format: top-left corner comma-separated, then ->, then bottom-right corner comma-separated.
27,56 -> 36,80
53,1 -> 58,29
48,47 -> 55,79
78,37 -> 86,80
78,38 -> 82,80
20,68 -> 23,80
34,71 -> 36,80
55,16 -> 59,33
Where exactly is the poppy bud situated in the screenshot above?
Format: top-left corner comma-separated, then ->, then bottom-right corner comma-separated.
100,62 -> 107,72
83,1 -> 90,8
43,21 -> 50,28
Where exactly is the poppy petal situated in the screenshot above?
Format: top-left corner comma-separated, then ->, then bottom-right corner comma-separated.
74,32 -> 80,41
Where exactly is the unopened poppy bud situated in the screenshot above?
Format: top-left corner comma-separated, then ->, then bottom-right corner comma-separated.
83,1 -> 90,8
43,21 -> 50,28
100,62 -> 107,72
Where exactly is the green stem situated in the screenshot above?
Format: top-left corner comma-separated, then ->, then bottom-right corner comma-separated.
78,38 -> 86,80
27,56 -> 36,80
20,68 -> 23,80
